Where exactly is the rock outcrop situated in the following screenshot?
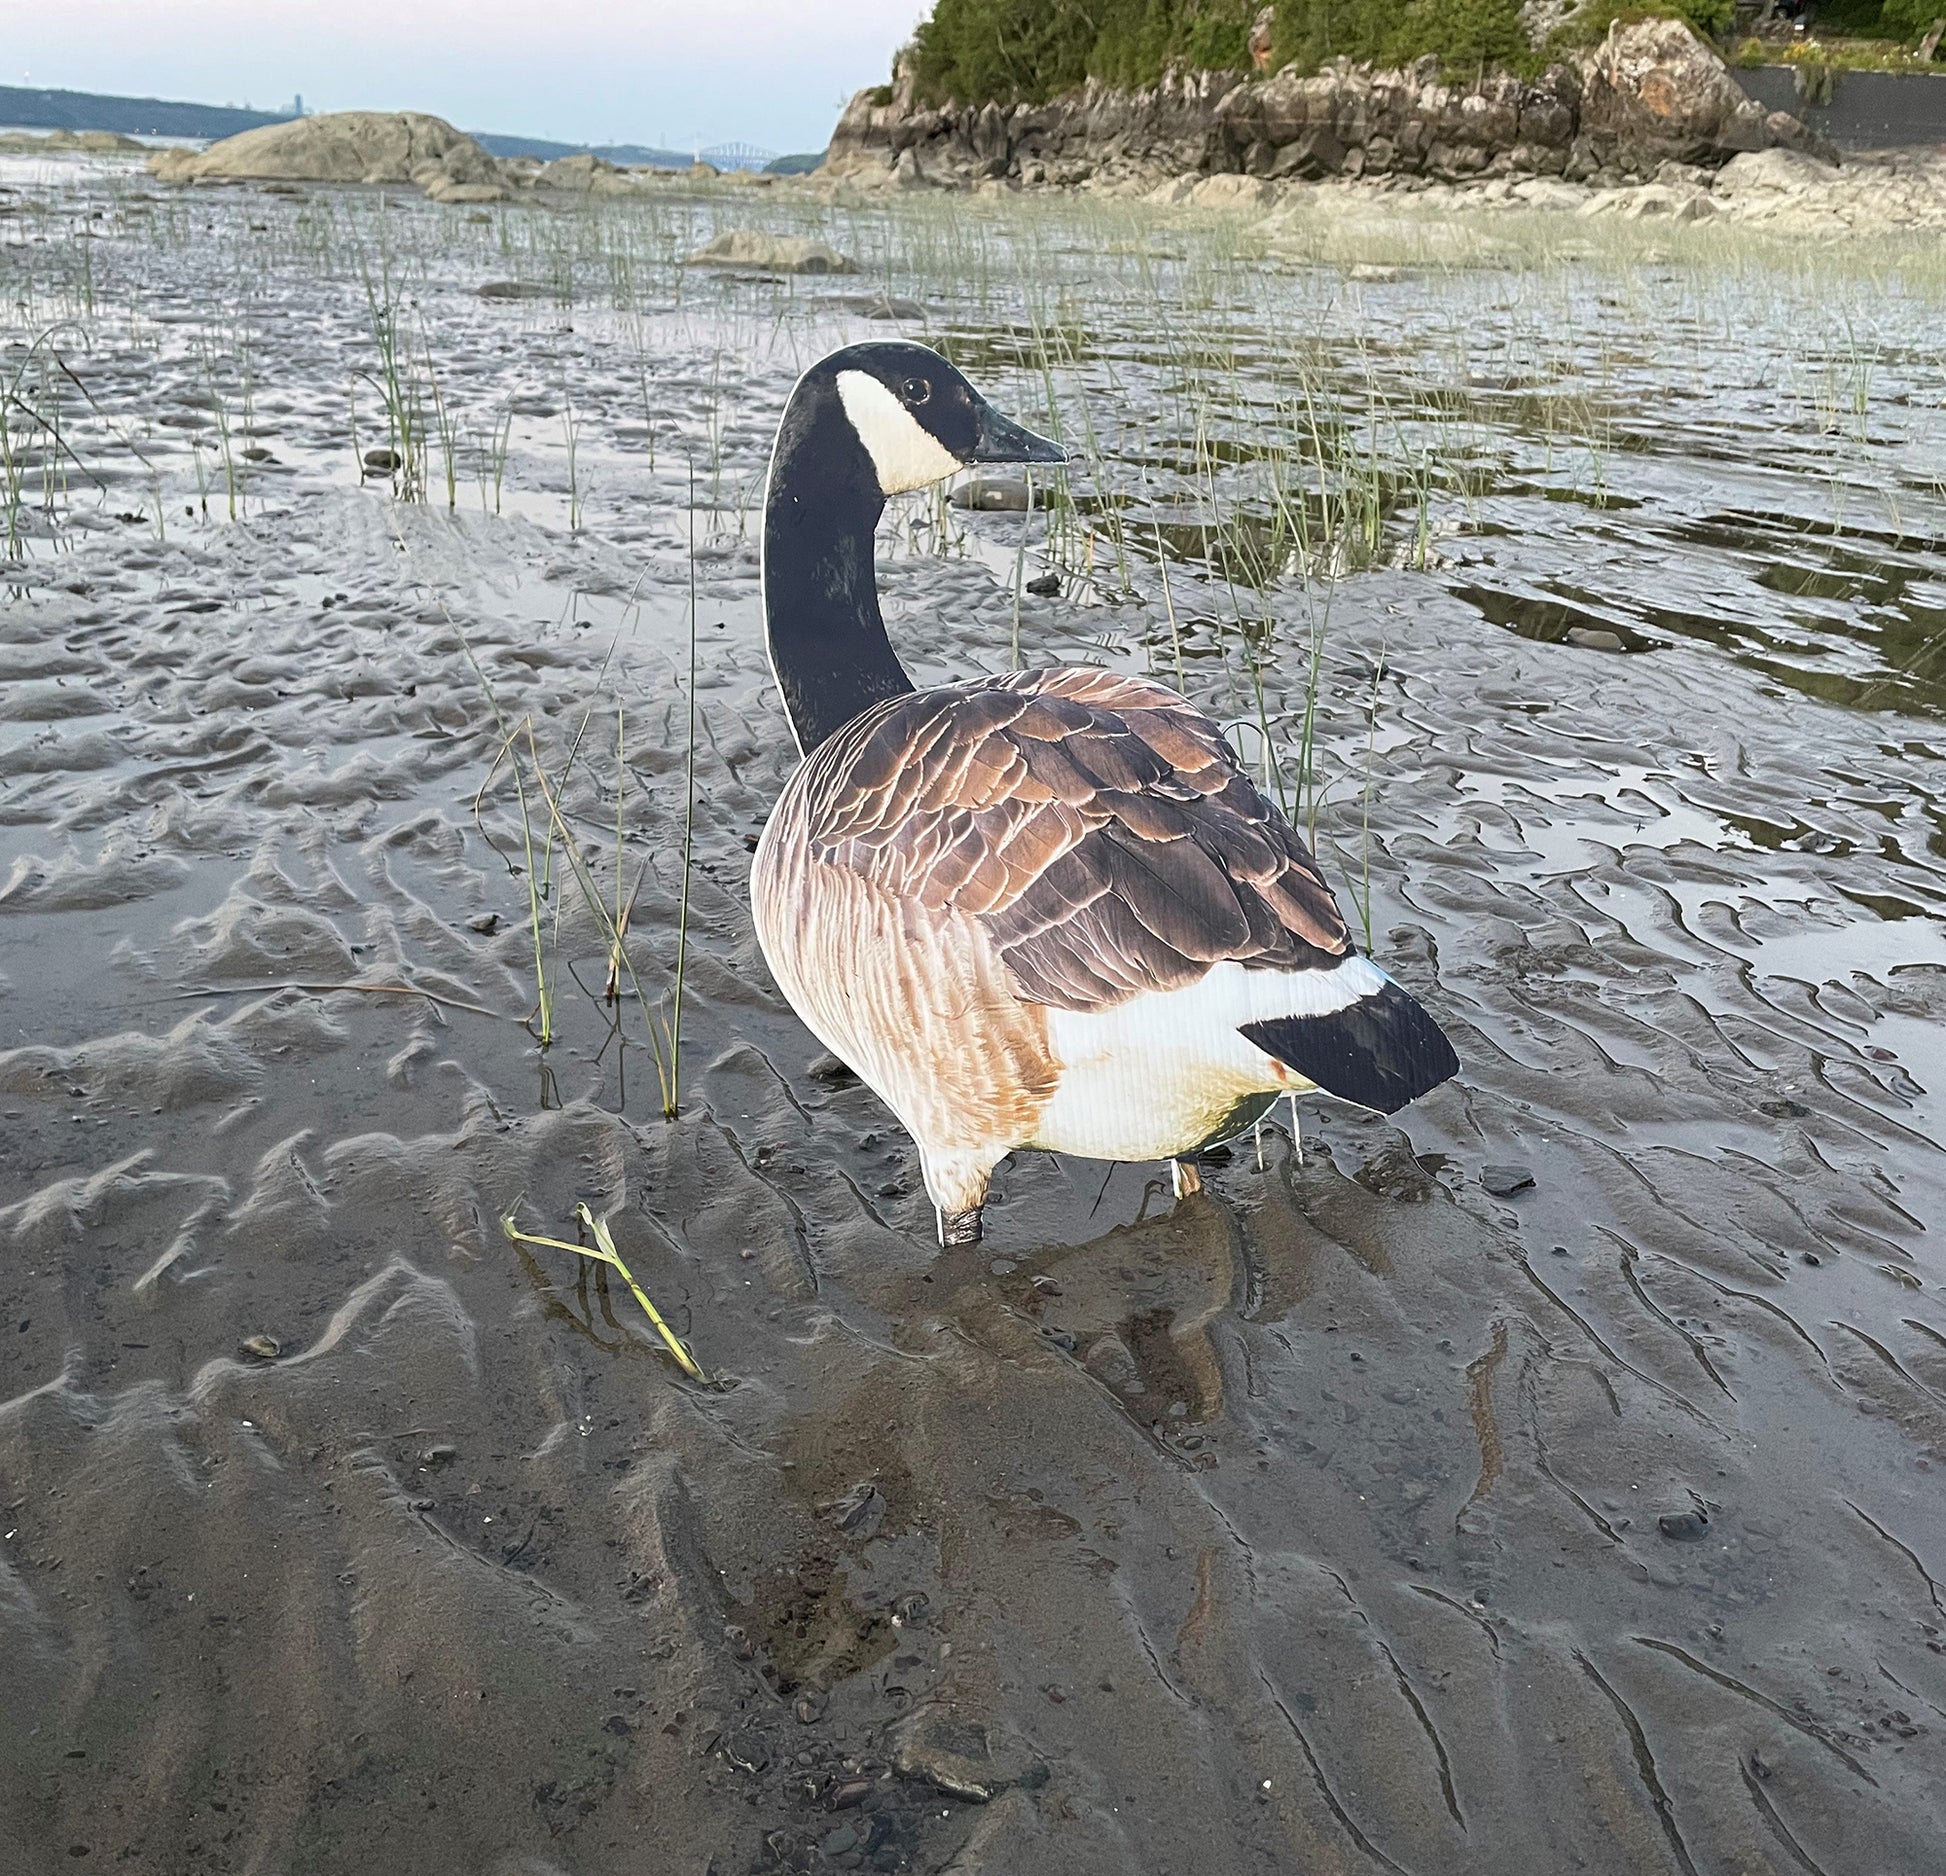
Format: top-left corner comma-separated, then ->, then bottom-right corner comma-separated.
147,112 -> 515,200
1577,15 -> 1785,163
0,128 -> 146,154
823,20 -> 1834,192
142,111 -> 723,206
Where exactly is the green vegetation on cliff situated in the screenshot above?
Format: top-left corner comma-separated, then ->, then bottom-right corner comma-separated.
910,0 -> 1256,104
907,0 -> 1922,103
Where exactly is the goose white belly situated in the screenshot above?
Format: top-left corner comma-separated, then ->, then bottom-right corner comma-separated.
1026,955 -> 1387,1161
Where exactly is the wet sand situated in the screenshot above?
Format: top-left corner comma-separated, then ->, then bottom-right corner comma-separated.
2,153 -> 1945,1873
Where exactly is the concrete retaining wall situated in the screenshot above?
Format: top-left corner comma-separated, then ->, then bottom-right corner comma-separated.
1734,65 -> 1946,148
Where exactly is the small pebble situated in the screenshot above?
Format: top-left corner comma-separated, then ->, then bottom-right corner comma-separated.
362,447 -> 403,472
1480,1163 -> 1534,1197
1024,571 -> 1061,596
1657,1508 -> 1710,1542
239,1334 -> 281,1361
828,1483 -> 887,1539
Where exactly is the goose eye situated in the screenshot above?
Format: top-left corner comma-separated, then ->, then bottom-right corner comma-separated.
901,377 -> 931,406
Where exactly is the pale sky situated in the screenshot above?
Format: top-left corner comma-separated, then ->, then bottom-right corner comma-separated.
13,1 -> 927,155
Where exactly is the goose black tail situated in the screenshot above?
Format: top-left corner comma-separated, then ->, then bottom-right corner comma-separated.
1240,977 -> 1459,1116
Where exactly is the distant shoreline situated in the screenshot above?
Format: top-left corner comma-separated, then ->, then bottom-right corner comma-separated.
0,82 -> 818,172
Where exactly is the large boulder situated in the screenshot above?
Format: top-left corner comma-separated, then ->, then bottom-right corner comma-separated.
147,111 -> 514,201
1574,18 -> 1776,164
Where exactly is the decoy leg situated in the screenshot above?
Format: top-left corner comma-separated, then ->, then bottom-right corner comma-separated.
1171,1157 -> 1203,1199
937,1206 -> 984,1248
922,1147 -> 994,1250
1287,1093 -> 1304,1168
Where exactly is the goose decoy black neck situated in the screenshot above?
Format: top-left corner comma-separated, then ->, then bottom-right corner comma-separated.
762,341 -> 1064,753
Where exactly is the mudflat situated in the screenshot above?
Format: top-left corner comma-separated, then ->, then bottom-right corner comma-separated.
2,149 -> 1944,1874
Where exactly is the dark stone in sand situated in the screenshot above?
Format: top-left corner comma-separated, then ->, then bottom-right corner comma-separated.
828,1482 -> 887,1538
722,1731 -> 771,1773
477,280 -> 553,301
1481,1163 -> 1535,1196
1024,571 -> 1060,596
950,478 -> 1046,513
824,292 -> 927,320
466,912 -> 501,935
362,447 -> 403,471
241,446 -> 275,462
1657,1508 -> 1711,1541
891,1707 -> 1044,1803
1760,1097 -> 1810,1118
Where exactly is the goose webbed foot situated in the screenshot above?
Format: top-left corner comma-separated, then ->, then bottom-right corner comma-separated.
937,1206 -> 984,1248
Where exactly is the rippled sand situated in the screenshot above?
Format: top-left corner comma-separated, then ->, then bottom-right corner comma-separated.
2,152 -> 1944,1873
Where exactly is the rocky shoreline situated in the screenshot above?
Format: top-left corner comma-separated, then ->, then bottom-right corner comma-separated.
824,18 -> 1839,193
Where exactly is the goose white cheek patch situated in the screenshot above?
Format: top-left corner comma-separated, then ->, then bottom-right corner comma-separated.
836,370 -> 962,495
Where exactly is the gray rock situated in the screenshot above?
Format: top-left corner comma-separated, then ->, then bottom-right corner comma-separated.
892,1706 -> 1045,1803
948,478 -> 1047,512
827,1481 -> 887,1538
1564,626 -> 1626,652
684,230 -> 855,275
1480,1163 -> 1535,1197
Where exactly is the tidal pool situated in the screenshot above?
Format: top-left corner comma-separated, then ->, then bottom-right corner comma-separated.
1,152 -> 1943,1873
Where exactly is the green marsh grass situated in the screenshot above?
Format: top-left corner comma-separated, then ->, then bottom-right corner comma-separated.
11,149 -> 1946,1015
503,1203 -> 706,1381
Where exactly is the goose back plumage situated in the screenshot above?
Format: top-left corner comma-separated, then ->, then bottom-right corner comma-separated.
752,665 -> 1452,1203
764,664 -> 1351,1005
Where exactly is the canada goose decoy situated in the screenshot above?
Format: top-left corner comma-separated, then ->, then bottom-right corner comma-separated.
752,342 -> 1458,1248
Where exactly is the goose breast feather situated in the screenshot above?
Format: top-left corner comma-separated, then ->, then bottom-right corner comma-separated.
771,665 -> 1354,1015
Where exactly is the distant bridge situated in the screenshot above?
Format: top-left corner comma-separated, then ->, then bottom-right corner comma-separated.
696,141 -> 777,172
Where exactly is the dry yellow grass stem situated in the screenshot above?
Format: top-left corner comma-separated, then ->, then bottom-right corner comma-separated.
502,1203 -> 707,1382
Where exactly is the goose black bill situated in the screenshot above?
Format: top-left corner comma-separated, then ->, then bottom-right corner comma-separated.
967,400 -> 1068,467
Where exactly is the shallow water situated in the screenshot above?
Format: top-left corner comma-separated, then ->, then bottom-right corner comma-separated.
2,155 -> 1945,1873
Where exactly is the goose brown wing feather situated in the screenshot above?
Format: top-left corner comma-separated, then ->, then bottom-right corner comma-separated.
797,667 -> 1352,1014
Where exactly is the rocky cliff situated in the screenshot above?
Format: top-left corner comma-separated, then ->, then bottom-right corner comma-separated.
824,18 -> 1834,191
